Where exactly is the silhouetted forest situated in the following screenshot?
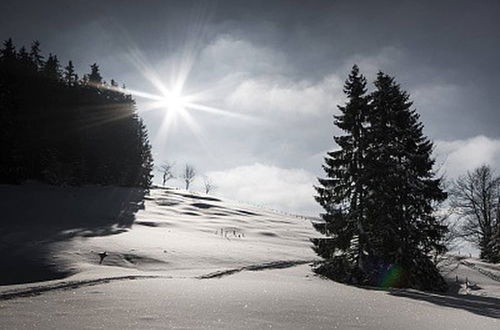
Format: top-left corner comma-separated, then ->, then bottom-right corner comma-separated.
0,38 -> 153,187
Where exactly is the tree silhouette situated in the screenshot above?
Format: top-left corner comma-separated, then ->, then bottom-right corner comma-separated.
203,176 -> 215,194
314,67 -> 447,292
183,164 -> 196,190
313,65 -> 370,275
160,162 -> 175,186
64,61 -> 78,86
29,40 -> 43,70
88,63 -> 102,85
450,165 -> 500,261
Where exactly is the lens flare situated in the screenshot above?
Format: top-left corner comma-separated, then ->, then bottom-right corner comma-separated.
102,45 -> 260,151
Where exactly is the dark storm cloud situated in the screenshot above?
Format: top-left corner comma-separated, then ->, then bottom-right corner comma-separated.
1,0 -> 499,214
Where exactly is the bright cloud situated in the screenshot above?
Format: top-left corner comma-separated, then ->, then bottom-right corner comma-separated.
435,135 -> 500,178
199,35 -> 288,76
207,163 -> 320,216
224,75 -> 343,116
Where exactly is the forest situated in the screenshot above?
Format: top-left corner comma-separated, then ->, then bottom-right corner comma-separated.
0,38 -> 153,188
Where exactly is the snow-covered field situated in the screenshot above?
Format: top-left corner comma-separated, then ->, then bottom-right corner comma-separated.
0,184 -> 499,329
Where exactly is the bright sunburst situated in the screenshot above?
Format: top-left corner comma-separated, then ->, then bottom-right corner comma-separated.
106,46 -> 256,148
160,90 -> 188,114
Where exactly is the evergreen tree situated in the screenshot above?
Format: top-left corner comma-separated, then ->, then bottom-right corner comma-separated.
0,38 -> 16,59
29,40 -> 43,70
88,63 -> 102,84
42,54 -> 61,81
17,46 -> 31,66
64,60 -> 78,86
313,65 -> 370,283
313,69 -> 448,292
363,72 -> 447,291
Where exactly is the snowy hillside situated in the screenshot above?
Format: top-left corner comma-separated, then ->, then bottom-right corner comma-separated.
0,184 -> 499,329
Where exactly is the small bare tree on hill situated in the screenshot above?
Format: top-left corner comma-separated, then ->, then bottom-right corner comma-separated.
183,164 -> 196,190
160,162 -> 175,186
203,176 -> 215,194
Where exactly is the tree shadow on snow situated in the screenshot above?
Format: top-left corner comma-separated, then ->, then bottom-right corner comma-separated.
0,183 -> 146,285
387,283 -> 500,319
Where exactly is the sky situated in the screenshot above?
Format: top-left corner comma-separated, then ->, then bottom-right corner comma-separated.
1,0 -> 500,216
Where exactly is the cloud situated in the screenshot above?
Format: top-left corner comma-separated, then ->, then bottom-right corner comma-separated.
341,46 -> 406,80
198,35 -> 289,77
412,83 -> 461,110
195,35 -> 344,118
435,136 -> 500,178
224,74 -> 343,116
206,163 -> 320,216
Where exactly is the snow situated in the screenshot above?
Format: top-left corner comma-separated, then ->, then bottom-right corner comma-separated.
0,183 -> 499,329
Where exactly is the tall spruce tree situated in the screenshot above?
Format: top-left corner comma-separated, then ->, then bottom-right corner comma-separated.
88,63 -> 102,84
313,69 -> 448,292
42,54 -> 61,81
64,60 -> 78,86
313,65 -> 370,283
363,72 -> 447,291
29,40 -> 43,70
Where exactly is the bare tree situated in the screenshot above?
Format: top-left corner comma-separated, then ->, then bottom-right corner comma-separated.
159,162 -> 175,186
183,164 -> 196,190
449,165 -> 500,260
203,176 -> 215,194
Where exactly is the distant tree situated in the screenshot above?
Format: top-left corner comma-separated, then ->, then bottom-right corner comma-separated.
88,63 -> 102,84
64,60 -> 78,86
29,40 -> 43,70
42,54 -> 61,81
0,38 -> 16,59
450,165 -> 500,261
17,46 -> 31,66
182,164 -> 196,190
160,162 -> 175,186
203,176 -> 215,194
489,225 -> 500,263
136,119 -> 154,188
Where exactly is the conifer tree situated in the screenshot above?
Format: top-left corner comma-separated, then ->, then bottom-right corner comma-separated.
313,65 -> 370,283
64,60 -> 78,86
88,63 -> 102,84
42,54 -> 61,81
29,40 -> 43,70
17,46 -> 31,66
0,38 -> 16,59
362,72 -> 447,291
313,69 -> 448,292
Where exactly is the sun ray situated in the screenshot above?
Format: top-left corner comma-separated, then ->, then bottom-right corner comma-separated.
113,37 -> 263,147
184,102 -> 258,122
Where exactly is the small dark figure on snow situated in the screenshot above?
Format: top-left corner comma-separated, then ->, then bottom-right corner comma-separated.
98,251 -> 108,264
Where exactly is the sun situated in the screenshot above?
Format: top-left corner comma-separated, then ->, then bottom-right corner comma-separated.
109,45 -> 260,148
161,90 -> 187,114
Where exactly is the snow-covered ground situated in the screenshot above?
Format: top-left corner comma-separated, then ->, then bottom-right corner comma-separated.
0,184 -> 499,329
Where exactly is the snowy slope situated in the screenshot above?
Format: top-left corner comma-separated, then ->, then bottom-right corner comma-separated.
0,184 -> 318,287
0,184 -> 499,329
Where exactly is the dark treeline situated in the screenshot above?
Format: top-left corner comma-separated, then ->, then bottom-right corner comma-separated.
0,38 -> 153,188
